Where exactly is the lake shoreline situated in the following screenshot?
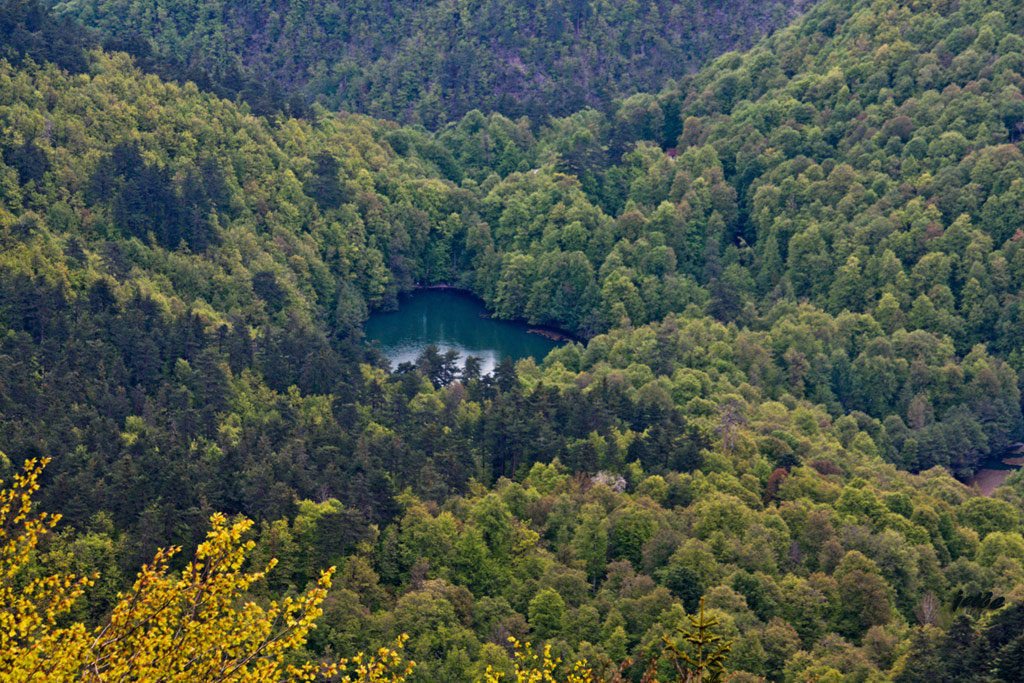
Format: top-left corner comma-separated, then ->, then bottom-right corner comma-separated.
966,453 -> 1024,496
364,288 -> 570,375
412,284 -> 585,344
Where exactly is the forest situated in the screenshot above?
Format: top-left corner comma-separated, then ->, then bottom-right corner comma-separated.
2,0 -> 1024,680
45,0 -> 820,124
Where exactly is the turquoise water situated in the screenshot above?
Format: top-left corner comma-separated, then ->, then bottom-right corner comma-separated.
363,289 -> 562,374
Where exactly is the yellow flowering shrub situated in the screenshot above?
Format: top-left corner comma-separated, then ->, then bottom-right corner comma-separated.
481,638 -> 595,683
0,458 -> 413,682
1,458 -> 94,681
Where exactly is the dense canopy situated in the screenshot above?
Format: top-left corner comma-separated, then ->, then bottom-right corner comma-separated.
2,0 -> 1024,680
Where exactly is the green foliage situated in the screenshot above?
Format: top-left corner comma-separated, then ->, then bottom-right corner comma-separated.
0,0 -> 95,73
662,598 -> 733,683
2,0 -> 1024,680
51,0 -> 820,125
528,588 -> 566,641
958,496 -> 1022,538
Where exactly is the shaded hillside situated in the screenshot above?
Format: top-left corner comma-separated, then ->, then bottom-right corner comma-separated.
1,0 -> 95,72
49,0 -> 819,124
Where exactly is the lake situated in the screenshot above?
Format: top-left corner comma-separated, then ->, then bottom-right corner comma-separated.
363,289 -> 565,375
967,451 -> 1024,496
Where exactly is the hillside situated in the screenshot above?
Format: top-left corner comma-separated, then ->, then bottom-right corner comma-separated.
500,0 -> 1024,357
1,0 -> 1024,681
48,0 -> 819,124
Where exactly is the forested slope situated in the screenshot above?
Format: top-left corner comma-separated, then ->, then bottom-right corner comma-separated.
420,0 -> 1024,477
47,0 -> 819,124
2,0 -> 1024,681
1,0 -> 95,72
496,0 -> 1024,355
0,48 -> 477,549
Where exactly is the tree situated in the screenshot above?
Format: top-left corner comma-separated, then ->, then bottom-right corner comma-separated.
994,633 -> 1024,683
958,497 -> 1022,539
662,563 -> 704,612
609,505 -> 656,567
463,355 -> 484,382
572,503 -> 609,587
0,458 -> 93,680
662,598 -> 733,683
0,459 -> 413,682
528,588 -> 566,641
480,638 -> 594,683
893,626 -> 946,683
833,552 -> 892,641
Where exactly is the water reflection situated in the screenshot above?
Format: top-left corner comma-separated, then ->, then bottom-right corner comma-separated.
363,289 -> 563,375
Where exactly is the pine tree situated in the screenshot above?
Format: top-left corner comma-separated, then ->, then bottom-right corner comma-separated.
662,597 -> 733,683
